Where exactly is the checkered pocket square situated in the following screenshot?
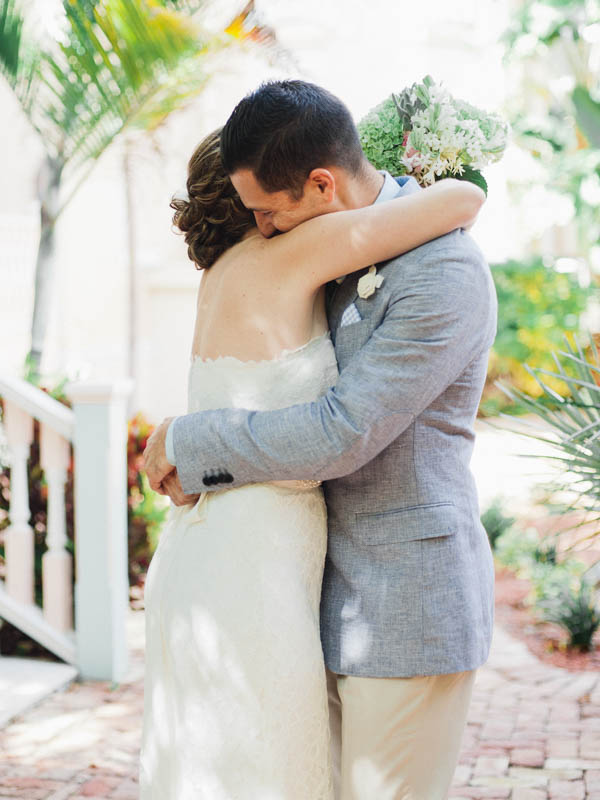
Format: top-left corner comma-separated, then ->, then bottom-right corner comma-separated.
340,302 -> 362,328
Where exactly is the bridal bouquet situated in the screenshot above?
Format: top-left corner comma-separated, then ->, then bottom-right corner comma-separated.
358,76 -> 508,194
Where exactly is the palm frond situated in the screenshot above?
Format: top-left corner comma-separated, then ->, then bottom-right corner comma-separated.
159,0 -> 207,12
0,0 -> 40,115
0,0 -> 22,81
31,0 -> 218,179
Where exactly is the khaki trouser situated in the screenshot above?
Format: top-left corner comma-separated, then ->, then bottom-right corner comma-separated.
326,667 -> 476,800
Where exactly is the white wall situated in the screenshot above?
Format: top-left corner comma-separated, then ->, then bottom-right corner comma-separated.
0,0 -> 514,423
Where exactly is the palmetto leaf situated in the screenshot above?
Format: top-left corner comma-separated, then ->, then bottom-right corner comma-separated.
499,338 -> 600,548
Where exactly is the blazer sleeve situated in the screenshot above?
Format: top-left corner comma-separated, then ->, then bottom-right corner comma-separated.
172,237 -> 497,494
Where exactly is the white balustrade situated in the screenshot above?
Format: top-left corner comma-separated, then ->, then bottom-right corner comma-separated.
0,374 -> 132,680
3,401 -> 34,605
40,425 -> 72,631
66,380 -> 133,681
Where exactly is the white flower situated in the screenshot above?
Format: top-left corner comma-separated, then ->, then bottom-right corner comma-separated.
357,266 -> 384,299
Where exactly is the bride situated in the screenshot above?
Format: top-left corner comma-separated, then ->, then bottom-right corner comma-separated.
139,125 -> 484,799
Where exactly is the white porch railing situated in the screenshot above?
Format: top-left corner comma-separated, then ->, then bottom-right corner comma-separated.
0,376 -> 133,681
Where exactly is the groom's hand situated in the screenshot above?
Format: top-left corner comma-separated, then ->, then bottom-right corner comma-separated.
144,417 -> 176,492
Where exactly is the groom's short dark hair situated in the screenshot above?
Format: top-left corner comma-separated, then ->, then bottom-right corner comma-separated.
220,80 -> 366,199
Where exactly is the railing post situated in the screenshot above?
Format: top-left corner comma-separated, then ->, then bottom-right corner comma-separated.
66,380 -> 133,681
3,401 -> 34,605
40,425 -> 72,631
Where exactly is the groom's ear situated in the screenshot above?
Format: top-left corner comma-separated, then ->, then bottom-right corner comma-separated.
306,168 -> 336,205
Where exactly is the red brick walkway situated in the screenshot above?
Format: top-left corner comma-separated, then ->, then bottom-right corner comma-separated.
0,612 -> 598,799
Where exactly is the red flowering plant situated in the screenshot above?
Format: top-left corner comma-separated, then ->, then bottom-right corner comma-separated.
127,413 -> 169,602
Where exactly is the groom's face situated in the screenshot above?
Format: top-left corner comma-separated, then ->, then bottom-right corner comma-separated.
230,168 -> 331,238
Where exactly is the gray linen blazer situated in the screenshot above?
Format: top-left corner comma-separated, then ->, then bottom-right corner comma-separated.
172,173 -> 498,678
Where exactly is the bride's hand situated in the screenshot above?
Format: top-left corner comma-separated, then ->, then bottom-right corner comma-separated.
144,417 -> 177,492
161,470 -> 202,507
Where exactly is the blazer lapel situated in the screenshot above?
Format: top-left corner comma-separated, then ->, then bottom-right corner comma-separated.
327,268 -> 370,337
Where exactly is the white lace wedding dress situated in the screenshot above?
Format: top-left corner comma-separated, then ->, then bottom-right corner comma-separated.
139,333 -> 338,800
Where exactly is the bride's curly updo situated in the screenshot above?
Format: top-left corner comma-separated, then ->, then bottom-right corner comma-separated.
170,128 -> 254,270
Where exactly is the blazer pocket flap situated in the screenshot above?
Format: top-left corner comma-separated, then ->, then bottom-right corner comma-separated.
356,502 -> 458,545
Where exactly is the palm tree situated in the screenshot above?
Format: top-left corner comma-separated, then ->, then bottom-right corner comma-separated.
0,0 -> 230,380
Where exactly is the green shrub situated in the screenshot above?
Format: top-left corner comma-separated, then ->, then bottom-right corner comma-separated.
481,499 -> 515,550
533,541 -> 558,565
481,257 -> 591,415
538,580 -> 600,651
494,525 -> 542,571
529,558 -> 586,604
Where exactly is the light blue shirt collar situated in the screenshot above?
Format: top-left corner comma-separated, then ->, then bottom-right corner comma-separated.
374,171 -> 402,204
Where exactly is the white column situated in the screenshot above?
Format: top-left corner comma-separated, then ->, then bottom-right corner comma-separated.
40,425 -> 72,631
3,401 -> 34,605
66,380 -> 133,681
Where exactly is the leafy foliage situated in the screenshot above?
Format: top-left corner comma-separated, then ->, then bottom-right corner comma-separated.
0,0 -> 38,110
503,0 -> 600,256
480,499 -> 515,550
494,525 -> 541,570
481,257 -> 591,414
493,523 -> 595,652
533,541 -> 558,565
127,412 -> 169,581
538,580 -> 600,651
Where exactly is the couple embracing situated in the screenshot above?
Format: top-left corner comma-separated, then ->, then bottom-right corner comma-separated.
142,79 -> 497,800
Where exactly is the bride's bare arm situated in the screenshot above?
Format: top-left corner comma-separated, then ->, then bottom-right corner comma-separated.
266,179 -> 485,291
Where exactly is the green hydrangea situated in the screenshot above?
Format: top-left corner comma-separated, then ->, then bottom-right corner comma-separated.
357,96 -> 408,177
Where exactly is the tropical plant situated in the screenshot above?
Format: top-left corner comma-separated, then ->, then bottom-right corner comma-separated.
498,337 -> 600,568
0,0 -> 228,381
500,338 -> 600,505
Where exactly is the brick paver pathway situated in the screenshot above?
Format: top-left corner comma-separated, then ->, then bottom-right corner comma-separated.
0,611 -> 598,799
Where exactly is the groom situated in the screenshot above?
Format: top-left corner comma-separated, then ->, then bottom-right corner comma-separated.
145,80 -> 497,799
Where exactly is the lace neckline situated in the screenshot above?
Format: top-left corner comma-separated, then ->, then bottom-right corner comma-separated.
190,332 -> 331,368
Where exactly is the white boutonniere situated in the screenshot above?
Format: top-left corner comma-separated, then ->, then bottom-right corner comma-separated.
357,266 -> 384,299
